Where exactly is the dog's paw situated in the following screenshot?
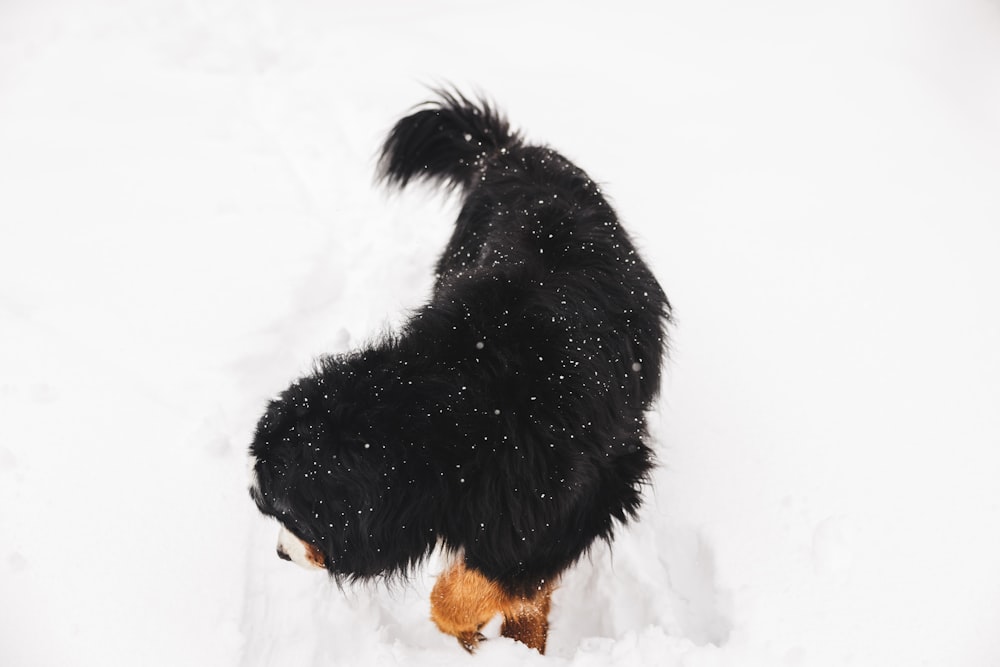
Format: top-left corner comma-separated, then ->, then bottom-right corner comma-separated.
458,631 -> 487,653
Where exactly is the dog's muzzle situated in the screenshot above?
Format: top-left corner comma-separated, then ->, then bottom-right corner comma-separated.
276,524 -> 325,570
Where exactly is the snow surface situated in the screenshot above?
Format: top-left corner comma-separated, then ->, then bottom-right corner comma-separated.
2,0 -> 1000,665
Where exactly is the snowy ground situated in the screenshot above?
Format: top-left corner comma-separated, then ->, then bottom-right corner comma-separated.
2,0 -> 1000,665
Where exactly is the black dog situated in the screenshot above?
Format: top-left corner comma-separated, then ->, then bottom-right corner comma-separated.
249,91 -> 670,653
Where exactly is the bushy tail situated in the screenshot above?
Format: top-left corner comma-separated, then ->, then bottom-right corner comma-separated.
378,89 -> 520,191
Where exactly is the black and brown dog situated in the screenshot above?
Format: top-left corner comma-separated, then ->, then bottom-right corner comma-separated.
249,90 -> 670,654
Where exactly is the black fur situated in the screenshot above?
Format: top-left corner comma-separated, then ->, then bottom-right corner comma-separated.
249,90 -> 670,596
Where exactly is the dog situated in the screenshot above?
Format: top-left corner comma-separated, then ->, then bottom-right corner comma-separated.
248,90 -> 670,654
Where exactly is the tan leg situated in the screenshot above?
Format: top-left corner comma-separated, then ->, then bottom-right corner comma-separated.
500,584 -> 552,653
430,559 -> 554,654
430,559 -> 503,652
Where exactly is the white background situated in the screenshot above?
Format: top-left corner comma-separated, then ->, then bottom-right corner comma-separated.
2,1 -> 999,665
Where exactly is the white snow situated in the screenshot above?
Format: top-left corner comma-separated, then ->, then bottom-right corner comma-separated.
2,0 -> 1000,665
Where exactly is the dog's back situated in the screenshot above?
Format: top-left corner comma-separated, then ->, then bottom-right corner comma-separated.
379,91 -> 671,594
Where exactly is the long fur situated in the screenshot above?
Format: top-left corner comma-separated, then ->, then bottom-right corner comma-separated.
249,90 -> 670,597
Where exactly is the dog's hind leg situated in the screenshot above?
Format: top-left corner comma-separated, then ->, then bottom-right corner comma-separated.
430,559 -> 554,654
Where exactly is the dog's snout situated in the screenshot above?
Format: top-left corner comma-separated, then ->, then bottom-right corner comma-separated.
276,546 -> 291,561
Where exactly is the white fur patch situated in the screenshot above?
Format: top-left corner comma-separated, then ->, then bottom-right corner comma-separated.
277,525 -> 323,570
247,455 -> 260,494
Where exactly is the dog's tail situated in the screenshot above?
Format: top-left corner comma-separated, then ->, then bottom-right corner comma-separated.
378,89 -> 520,191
